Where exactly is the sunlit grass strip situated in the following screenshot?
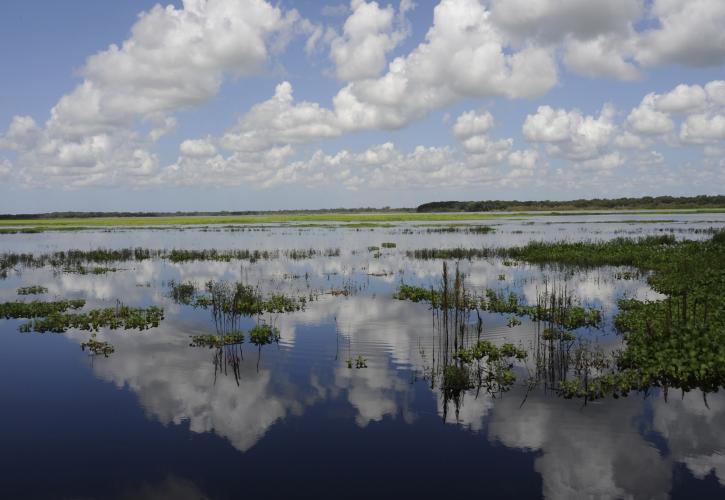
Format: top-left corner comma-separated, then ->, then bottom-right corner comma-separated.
2,208 -> 724,229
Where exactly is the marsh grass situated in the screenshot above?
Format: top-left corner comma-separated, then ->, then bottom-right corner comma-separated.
0,247 -> 343,272
17,286 -> 48,295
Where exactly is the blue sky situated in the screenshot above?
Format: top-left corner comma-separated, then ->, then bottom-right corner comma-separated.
1,0 -> 724,212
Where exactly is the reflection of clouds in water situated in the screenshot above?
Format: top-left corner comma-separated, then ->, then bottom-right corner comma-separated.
332,297 -> 430,426
73,322 -> 318,453
435,388 -> 494,431
487,392 -> 671,500
653,391 -> 725,485
334,363 -> 407,427
6,228 -> 725,498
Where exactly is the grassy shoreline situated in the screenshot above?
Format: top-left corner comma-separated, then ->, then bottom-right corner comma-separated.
0,207 -> 724,230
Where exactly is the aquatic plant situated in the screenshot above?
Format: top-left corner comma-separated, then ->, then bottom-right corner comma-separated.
0,245 -> 344,273
80,333 -> 115,357
381,242 -> 397,248
346,355 -> 368,369
249,324 -> 280,346
19,303 -> 164,333
1,299 -> 86,319
17,286 -> 48,295
525,231 -> 725,400
168,280 -> 197,305
190,332 -> 245,348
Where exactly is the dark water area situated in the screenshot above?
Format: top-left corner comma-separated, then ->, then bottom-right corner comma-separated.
1,214 -> 724,499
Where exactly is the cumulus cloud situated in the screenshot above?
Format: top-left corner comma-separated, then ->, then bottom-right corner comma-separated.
636,0 -> 725,67
452,110 -> 495,139
490,0 -> 725,80
0,0 -> 302,187
3,0 -> 725,193
490,0 -> 643,43
523,104 -> 616,161
329,0 -> 413,81
179,138 -> 217,158
680,114 -> 725,144
0,157 -> 12,180
562,35 -> 640,81
220,81 -> 341,152
624,80 -> 725,144
330,0 -> 558,130
626,94 -> 675,135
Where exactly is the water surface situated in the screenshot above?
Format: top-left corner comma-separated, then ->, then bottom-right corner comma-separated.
1,213 -> 724,499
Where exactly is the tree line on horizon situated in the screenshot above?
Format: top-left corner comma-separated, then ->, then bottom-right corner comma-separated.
415,195 -> 725,213
1,195 -> 723,219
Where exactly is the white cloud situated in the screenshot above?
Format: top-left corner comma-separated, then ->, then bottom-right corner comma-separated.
0,115 -> 41,150
220,81 -> 341,152
0,157 -> 12,180
563,35 -> 640,81
636,0 -> 725,67
680,113 -> 725,144
490,0 -> 643,43
523,104 -> 616,160
626,94 -> 674,135
452,110 -> 495,139
656,84 -> 707,113
705,81 -> 725,106
330,0 -> 558,130
179,138 -> 217,157
624,80 -> 725,144
329,0 -> 412,81
614,131 -> 650,150
0,0 -> 303,187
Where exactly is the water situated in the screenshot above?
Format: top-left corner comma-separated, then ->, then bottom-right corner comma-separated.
1,213 -> 724,499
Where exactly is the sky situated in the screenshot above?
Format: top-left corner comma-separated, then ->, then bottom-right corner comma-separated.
1,0 -> 724,212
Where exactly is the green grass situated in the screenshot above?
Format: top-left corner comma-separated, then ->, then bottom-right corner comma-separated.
1,208 -> 723,230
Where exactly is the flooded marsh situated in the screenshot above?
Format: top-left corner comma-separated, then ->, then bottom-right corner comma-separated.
1,212 -> 725,499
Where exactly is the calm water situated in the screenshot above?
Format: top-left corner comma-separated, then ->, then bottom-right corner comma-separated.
1,214 -> 725,499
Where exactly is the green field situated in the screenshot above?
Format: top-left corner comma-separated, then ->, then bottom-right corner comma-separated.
0,208 -> 724,231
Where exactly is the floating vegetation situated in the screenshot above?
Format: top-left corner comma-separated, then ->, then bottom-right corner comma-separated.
0,246 -> 343,272
250,324 -> 280,371
498,231 -> 725,401
451,341 -> 527,397
190,332 -> 245,348
168,280 -> 197,305
17,286 -> 48,295
381,242 -> 397,248
419,224 -> 496,234
614,270 -> 637,280
507,317 -> 521,327
18,303 -> 164,333
80,333 -> 115,357
346,355 -> 368,369
407,234 -> 680,263
169,280 -> 305,316
62,265 -> 120,275
249,324 -> 280,346
1,299 -> 86,319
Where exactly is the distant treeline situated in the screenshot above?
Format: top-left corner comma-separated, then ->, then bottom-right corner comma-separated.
0,207 -> 413,219
416,195 -> 725,213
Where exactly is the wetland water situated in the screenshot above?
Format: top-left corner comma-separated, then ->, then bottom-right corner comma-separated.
1,213 -> 724,499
